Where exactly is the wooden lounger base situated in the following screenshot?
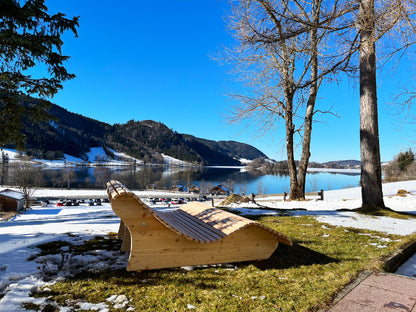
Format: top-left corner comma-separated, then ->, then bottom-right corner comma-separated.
107,180 -> 292,271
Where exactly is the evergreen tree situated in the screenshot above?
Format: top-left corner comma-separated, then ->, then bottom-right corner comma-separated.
398,149 -> 414,172
0,0 -> 79,148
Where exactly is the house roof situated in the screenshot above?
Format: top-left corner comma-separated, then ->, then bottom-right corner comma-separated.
211,185 -> 230,192
0,189 -> 25,200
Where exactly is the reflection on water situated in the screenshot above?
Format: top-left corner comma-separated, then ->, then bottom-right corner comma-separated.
0,164 -> 360,195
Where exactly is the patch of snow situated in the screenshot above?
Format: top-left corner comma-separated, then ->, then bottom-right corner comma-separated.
307,167 -> 361,174
238,158 -> 252,165
396,253 -> 416,278
77,301 -> 109,311
109,149 -> 143,165
0,189 -> 24,200
161,153 -> 189,166
0,149 -> 24,162
205,165 -> 245,169
86,147 -> 108,162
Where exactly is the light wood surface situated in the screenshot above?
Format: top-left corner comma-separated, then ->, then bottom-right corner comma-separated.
106,180 -> 292,271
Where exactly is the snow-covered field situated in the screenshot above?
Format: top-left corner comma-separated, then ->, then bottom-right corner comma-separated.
232,180 -> 416,235
1,147 -> 196,168
0,181 -> 416,311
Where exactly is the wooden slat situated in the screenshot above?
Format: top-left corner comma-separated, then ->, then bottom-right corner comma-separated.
153,211 -> 209,243
155,210 -> 224,242
181,203 -> 252,230
181,202 -> 293,245
166,210 -> 225,240
181,203 -> 252,234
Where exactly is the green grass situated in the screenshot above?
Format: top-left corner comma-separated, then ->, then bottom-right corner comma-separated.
28,215 -> 416,312
353,206 -> 416,219
28,234 -> 121,261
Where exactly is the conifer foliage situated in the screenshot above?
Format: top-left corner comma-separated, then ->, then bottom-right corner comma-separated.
0,0 -> 79,148
398,150 -> 414,172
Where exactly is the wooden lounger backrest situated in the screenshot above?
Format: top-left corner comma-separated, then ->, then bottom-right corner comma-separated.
106,180 -> 292,246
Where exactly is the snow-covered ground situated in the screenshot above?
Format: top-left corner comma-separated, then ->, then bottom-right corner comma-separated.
1,147 -> 144,168
0,202 -> 124,311
0,181 -> 416,311
1,147 -> 200,169
307,167 -> 361,174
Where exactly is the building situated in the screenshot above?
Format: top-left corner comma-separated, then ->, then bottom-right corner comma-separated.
189,185 -> 200,193
146,184 -> 157,190
210,185 -> 231,196
171,185 -> 184,192
0,189 -> 25,212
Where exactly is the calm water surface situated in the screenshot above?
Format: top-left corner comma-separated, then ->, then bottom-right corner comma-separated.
0,165 -> 360,194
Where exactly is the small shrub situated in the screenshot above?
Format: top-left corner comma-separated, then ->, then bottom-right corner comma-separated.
220,193 -> 243,205
240,196 -> 250,203
397,189 -> 409,196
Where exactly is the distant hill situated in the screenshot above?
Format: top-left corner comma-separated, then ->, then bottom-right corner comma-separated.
322,160 -> 361,168
309,160 -> 360,169
10,99 -> 267,166
182,135 -> 268,161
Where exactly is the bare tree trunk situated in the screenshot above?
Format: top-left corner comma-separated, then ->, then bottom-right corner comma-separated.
359,0 -> 385,209
297,1 -> 320,199
285,92 -> 303,200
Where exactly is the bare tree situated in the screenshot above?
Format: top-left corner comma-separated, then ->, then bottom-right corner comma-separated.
63,168 -> 76,190
357,0 -> 416,210
13,163 -> 42,208
222,0 -> 355,199
225,179 -> 237,193
238,180 -> 248,195
358,0 -> 385,209
94,166 -> 111,188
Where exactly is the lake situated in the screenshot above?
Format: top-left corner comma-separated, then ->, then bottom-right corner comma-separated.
0,165 -> 361,195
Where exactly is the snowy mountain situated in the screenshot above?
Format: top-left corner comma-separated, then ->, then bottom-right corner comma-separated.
5,100 -> 267,166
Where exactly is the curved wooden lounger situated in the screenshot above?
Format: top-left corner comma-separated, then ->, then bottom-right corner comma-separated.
106,180 -> 292,271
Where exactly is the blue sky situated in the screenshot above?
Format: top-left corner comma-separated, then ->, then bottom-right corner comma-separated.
43,0 -> 415,162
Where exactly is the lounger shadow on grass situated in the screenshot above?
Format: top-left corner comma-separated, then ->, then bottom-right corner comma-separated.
247,242 -> 340,270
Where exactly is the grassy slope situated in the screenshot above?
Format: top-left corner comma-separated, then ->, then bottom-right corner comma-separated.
28,214 -> 416,312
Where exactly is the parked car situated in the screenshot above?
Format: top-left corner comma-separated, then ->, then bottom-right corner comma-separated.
94,199 -> 102,206
171,199 -> 185,204
88,199 -> 94,206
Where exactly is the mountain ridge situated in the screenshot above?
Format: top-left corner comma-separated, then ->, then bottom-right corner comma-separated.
12,99 -> 267,166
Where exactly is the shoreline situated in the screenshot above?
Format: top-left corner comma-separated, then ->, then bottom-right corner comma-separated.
2,178 -> 415,200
